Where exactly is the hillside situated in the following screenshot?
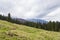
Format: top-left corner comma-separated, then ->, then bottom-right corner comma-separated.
0,20 -> 60,40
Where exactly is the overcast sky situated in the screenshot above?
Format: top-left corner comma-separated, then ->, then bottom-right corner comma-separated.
0,0 -> 60,21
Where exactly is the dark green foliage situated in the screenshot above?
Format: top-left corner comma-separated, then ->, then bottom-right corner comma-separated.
0,13 -> 60,32
7,13 -> 11,21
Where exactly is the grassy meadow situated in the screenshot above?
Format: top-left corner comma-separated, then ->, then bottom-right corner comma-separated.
0,20 -> 60,40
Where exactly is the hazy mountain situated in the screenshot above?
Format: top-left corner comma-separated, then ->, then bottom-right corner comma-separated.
25,19 -> 48,24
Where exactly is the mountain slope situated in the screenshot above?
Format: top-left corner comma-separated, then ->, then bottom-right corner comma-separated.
25,19 -> 47,23
0,20 -> 60,40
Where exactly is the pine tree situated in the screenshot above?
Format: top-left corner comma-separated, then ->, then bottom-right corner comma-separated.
7,13 -> 11,21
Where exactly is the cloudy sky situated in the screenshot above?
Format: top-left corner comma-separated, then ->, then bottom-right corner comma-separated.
0,0 -> 60,21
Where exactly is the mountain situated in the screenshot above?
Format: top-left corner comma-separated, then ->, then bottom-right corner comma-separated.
13,18 -> 47,24
16,18 -> 27,23
25,19 -> 48,24
0,20 -> 60,40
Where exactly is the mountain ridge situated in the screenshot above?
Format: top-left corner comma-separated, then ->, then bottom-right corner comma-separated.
25,18 -> 48,24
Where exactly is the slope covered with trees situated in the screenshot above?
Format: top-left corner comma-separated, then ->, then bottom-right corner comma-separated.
0,13 -> 60,31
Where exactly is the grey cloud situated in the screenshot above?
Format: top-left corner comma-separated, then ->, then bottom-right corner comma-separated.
36,0 -> 60,18
0,0 -> 60,19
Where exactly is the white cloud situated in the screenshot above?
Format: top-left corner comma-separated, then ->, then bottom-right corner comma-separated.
0,0 -> 60,21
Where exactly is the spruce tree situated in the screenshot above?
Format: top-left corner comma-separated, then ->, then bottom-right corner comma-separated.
7,13 -> 11,21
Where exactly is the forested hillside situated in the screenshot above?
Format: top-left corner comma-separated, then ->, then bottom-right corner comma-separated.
0,13 -> 60,31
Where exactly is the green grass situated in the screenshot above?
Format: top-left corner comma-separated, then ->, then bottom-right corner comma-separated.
0,20 -> 60,40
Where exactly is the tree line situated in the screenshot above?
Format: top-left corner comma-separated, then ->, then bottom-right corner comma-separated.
0,13 -> 60,32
